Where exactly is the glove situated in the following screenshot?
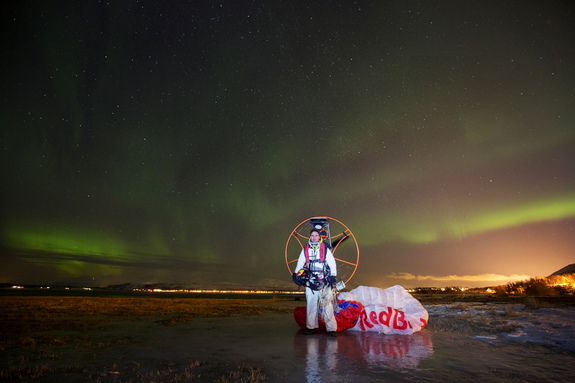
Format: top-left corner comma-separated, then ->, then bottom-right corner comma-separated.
327,275 -> 337,287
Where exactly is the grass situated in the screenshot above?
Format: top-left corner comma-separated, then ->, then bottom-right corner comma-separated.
0,296 -> 294,355
523,296 -> 549,310
426,312 -> 523,334
0,296 -> 293,338
431,295 -> 575,335
425,301 -> 529,334
416,293 -> 575,307
0,296 -> 291,382
0,359 -> 267,382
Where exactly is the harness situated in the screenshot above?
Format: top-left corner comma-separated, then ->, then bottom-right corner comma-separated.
302,241 -> 330,290
304,241 -> 326,264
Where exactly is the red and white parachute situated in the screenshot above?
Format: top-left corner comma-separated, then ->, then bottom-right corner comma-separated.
294,285 -> 428,335
287,217 -> 428,335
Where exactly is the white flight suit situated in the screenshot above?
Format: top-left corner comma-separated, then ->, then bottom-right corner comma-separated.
294,243 -> 338,332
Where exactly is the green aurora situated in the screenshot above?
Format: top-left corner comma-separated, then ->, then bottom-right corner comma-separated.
1,1 -> 574,287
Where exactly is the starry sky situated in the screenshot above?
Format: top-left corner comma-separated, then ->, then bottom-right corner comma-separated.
1,1 -> 574,289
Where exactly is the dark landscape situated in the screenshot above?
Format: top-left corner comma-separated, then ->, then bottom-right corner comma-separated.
1,289 -> 574,382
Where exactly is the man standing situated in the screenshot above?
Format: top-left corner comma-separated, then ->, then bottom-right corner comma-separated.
293,229 -> 338,335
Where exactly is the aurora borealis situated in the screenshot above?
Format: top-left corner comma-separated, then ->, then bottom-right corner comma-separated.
1,1 -> 574,288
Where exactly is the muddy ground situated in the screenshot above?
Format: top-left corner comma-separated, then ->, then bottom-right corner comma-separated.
1,295 -> 574,382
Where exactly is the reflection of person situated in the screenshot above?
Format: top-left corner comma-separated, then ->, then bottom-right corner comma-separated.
303,336 -> 338,382
293,229 -> 338,335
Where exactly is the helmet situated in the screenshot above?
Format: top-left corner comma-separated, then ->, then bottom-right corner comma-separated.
293,269 -> 309,286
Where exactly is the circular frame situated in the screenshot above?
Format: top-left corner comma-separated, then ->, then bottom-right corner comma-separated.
285,216 -> 360,285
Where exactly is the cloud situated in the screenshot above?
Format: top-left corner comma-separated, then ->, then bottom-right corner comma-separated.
388,272 -> 531,283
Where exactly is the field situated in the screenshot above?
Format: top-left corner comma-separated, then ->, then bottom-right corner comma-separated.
1,294 -> 574,382
0,296 -> 296,382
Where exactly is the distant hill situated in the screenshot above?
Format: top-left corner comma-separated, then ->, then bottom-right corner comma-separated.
549,263 -> 575,276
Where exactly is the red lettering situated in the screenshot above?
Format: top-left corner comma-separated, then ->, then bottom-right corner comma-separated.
359,307 -> 427,333
393,309 -> 408,330
420,318 -> 427,328
369,310 -> 379,325
378,307 -> 393,326
359,310 -> 373,330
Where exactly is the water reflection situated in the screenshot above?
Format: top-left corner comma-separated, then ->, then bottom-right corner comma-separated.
294,330 -> 433,381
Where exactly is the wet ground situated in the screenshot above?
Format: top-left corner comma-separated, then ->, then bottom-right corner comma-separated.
2,299 -> 575,382
136,304 -> 575,382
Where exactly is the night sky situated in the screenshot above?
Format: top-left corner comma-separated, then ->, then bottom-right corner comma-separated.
2,1 -> 574,289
